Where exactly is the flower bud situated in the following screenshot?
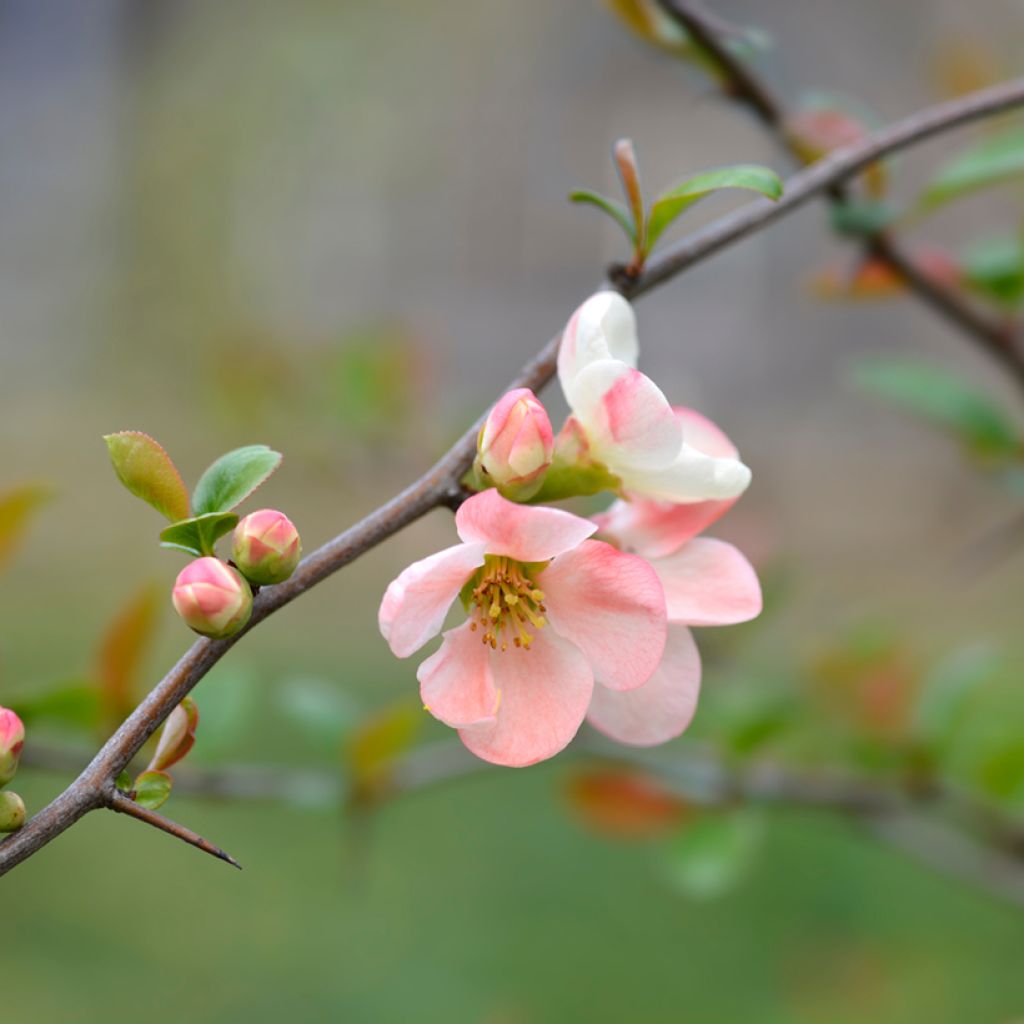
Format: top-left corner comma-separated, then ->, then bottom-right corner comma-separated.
0,707 -> 24,788
172,557 -> 252,639
232,509 -> 301,586
0,790 -> 25,832
148,697 -> 198,773
475,388 -> 553,498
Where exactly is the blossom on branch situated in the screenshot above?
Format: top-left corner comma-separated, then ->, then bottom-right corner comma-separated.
379,489 -> 667,767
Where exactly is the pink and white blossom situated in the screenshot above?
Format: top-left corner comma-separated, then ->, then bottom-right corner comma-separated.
476,388 -> 554,494
557,291 -> 751,503
378,489 -> 667,767
587,408 -> 762,746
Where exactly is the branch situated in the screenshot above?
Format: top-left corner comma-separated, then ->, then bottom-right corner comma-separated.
655,0 -> 1024,392
4,77 -> 1024,876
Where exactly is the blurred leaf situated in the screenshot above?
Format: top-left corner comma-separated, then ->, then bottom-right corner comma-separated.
566,768 -> 687,839
646,165 -> 782,252
276,676 -> 358,749
829,200 -> 897,238
976,739 -> 1024,800
10,681 -> 99,730
810,248 -> 962,302
569,190 -> 636,243
346,701 -> 422,795
96,582 -> 162,728
920,125 -> 1024,209
962,234 -> 1024,307
663,810 -> 763,900
148,697 -> 199,773
104,431 -> 190,522
134,770 -> 172,810
914,645 -> 998,753
852,358 -> 1020,459
190,664 -> 256,760
0,482 -> 52,573
159,512 -> 239,557
192,444 -> 281,516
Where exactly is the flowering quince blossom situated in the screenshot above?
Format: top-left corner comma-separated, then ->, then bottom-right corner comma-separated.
378,489 -> 667,767
587,408 -> 763,745
474,387 -> 554,497
557,290 -> 751,503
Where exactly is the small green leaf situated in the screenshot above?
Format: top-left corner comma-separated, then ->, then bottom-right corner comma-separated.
134,770 -> 172,810
115,770 -> 133,794
192,444 -> 282,515
829,199 -> 897,238
920,125 -> 1024,209
104,432 -> 190,522
914,645 -> 998,753
159,512 -> 239,557
10,681 -> 100,730
852,358 -> 1020,459
663,811 -> 763,900
646,164 -> 783,252
569,190 -> 637,243
962,234 -> 1024,307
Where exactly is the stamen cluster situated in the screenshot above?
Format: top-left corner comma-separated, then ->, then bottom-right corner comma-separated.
468,556 -> 547,651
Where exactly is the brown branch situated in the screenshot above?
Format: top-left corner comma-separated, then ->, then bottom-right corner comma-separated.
655,0 -> 1024,392
4,78 -> 1024,877
107,789 -> 241,869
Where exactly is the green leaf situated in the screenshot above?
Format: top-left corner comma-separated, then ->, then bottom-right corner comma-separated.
133,770 -> 173,810
115,770 -> 133,794
646,164 -> 783,252
962,234 -> 1024,307
192,444 -> 282,516
663,811 -> 763,900
569,190 -> 637,243
104,432 -> 190,522
829,199 -> 897,238
920,126 -> 1024,209
852,358 -> 1020,459
0,482 -> 52,573
159,512 -> 239,557
10,681 -> 100,730
914,645 -> 998,753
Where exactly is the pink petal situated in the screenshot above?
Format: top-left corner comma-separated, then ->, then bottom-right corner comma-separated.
418,621 -> 500,727
587,625 -> 701,746
458,629 -> 593,767
594,496 -> 734,560
654,538 -> 762,626
541,540 -> 666,691
378,541 -> 487,657
570,361 -> 681,471
617,441 -> 751,502
675,406 -> 738,460
558,292 -> 639,408
455,488 -> 595,562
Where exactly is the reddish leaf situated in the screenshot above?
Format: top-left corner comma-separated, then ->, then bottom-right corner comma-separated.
104,431 -> 190,522
148,697 -> 199,772
566,768 -> 688,839
0,482 -> 51,573
96,583 -> 162,728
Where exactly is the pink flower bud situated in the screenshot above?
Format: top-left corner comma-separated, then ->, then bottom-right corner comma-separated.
172,557 -> 253,639
0,707 -> 24,788
0,790 -> 24,833
476,389 -> 554,496
232,509 -> 302,586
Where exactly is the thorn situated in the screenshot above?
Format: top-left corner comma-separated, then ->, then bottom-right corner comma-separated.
107,789 -> 242,870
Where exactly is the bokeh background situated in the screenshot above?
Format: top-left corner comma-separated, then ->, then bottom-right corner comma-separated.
3,1 -> 1024,1021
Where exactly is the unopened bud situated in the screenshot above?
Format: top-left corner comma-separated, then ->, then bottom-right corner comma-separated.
0,707 -> 24,787
475,388 -> 554,499
149,697 -> 199,773
0,790 -> 25,832
232,509 -> 301,586
172,557 -> 253,639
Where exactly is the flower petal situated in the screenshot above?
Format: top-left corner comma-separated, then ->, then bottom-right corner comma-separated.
558,291 -> 639,407
570,361 -> 681,471
456,488 -> 595,562
541,540 -> 666,691
378,541 -> 486,657
675,405 -> 738,459
617,441 -> 751,502
654,538 -> 762,626
458,630 -> 593,767
594,495 -> 734,560
587,625 -> 701,746
418,621 -> 500,727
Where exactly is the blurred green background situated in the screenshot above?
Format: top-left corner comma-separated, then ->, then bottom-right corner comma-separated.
3,1 -> 1024,1021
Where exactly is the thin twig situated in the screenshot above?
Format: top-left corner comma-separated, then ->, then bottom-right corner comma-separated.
654,0 -> 1024,391
3,78 -> 1024,876
107,789 -> 242,869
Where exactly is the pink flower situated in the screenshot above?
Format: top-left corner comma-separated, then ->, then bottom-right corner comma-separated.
379,489 -> 667,766
587,408 -> 762,746
172,557 -> 253,639
476,388 -> 554,495
557,291 -> 751,502
0,706 -> 25,787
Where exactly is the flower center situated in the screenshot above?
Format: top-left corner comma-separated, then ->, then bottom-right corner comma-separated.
468,555 -> 547,652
